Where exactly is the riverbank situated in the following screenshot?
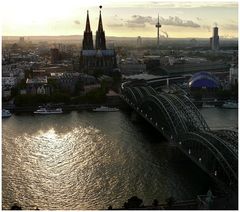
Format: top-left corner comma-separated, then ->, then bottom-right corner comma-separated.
3,103 -> 123,113
2,96 -> 127,113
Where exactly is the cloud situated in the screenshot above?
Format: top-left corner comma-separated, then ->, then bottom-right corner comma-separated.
125,15 -> 200,28
74,20 -> 80,25
107,23 -> 124,28
148,2 -> 238,9
160,16 -> 200,28
196,17 -> 202,21
223,24 -> 238,31
125,15 -> 153,28
126,22 -> 146,28
149,2 -> 176,7
202,25 -> 211,32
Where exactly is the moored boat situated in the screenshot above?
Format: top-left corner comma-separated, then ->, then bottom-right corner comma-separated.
202,103 -> 215,108
2,109 -> 12,118
93,106 -> 119,112
222,101 -> 238,109
34,107 -> 63,114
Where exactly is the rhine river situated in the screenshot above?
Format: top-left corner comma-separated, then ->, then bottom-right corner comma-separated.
2,108 -> 238,209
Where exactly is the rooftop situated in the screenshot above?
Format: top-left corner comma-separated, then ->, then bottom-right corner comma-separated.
32,69 -> 46,73
82,49 -> 115,56
26,77 -> 48,84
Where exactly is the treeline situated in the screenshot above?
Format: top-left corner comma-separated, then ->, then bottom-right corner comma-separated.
14,87 -> 107,106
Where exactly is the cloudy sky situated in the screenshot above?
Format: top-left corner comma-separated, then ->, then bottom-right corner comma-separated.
1,0 -> 238,38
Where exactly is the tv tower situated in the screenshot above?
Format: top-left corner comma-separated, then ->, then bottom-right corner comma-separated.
155,14 -> 161,48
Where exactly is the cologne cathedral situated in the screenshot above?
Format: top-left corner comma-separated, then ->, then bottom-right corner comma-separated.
80,10 -> 117,73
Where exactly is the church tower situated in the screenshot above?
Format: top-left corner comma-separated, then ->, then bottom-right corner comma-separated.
80,7 -> 116,73
95,10 -> 106,50
82,11 -> 94,50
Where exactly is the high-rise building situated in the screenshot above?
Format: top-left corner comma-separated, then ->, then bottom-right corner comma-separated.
210,26 -> 219,51
80,9 -> 116,73
137,36 -> 142,48
19,37 -> 25,46
19,37 -> 24,43
50,48 -> 61,64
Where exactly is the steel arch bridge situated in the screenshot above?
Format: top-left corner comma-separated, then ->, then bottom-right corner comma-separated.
121,81 -> 238,189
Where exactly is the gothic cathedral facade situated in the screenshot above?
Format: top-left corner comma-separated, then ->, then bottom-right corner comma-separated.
80,10 -> 117,74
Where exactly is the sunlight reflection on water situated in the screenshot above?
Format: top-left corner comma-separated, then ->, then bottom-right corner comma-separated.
3,110 -> 233,209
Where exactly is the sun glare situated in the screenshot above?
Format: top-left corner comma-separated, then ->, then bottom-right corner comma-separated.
1,0 -> 238,37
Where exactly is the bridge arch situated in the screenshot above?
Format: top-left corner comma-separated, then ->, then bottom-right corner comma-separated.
121,83 -> 238,188
157,94 -> 188,133
131,87 -> 145,105
141,95 -> 178,138
178,132 -> 238,187
177,94 -> 210,131
167,94 -> 210,132
122,87 -> 139,105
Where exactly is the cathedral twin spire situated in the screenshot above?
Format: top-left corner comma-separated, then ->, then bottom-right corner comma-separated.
85,10 -> 91,33
82,10 -> 106,50
82,10 -> 93,50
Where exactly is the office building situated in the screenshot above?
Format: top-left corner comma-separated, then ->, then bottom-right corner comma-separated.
210,27 -> 220,51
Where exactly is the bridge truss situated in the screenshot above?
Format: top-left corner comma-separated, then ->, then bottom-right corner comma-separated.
121,81 -> 238,188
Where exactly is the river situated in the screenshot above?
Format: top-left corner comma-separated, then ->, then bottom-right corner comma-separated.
2,108 -> 238,209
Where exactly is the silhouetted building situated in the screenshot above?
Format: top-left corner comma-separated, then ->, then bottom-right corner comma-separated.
18,37 -> 25,47
80,10 -> 116,73
229,52 -> 238,85
137,36 -> 142,48
50,48 -> 61,64
95,11 -> 106,50
210,27 -> 219,51
82,11 -> 94,50
19,37 -> 24,43
26,77 -> 52,95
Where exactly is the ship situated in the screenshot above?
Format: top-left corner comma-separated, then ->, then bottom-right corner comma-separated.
222,101 -> 238,109
202,103 -> 215,108
2,109 -> 12,118
34,107 -> 63,114
93,106 -> 119,112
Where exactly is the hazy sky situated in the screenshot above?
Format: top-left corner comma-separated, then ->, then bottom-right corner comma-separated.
1,0 -> 238,38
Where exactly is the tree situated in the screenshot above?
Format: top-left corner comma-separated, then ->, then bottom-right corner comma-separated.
74,80 -> 84,95
123,196 -> 144,209
165,196 -> 176,209
11,204 -> 22,210
93,69 -> 104,78
152,199 -> 159,207
85,87 -> 106,103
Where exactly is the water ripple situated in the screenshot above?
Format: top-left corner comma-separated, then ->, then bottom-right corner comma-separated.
2,111 -> 216,209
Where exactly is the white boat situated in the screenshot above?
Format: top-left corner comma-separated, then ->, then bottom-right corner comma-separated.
222,101 -> 238,109
2,109 -> 11,118
93,106 -> 119,112
202,103 -> 215,108
34,107 -> 63,114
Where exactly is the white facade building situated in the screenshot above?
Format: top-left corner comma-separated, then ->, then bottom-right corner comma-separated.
229,65 -> 238,85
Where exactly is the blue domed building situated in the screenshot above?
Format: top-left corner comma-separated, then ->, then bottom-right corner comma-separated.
189,72 -> 220,89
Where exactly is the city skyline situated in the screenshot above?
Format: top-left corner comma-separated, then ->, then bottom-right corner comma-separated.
1,0 -> 238,38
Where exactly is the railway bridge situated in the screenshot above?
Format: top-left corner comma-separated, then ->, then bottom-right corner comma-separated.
121,80 -> 238,189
